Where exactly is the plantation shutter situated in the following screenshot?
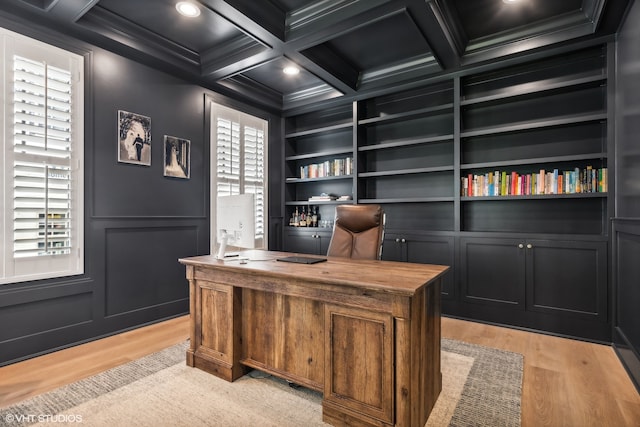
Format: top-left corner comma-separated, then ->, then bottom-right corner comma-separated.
243,125 -> 265,240
216,117 -> 241,197
13,56 -> 73,258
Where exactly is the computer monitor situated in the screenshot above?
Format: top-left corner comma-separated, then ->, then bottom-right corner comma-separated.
215,194 -> 255,259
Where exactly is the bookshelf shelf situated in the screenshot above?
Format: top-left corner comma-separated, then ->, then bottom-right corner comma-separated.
460,112 -> 607,138
359,196 -> 455,204
461,72 -> 606,106
284,121 -> 352,138
461,152 -> 607,170
358,134 -> 454,151
359,166 -> 454,178
358,103 -> 453,125
285,148 -> 353,161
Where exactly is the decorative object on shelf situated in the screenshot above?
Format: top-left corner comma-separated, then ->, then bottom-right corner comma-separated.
308,193 -> 337,202
118,110 -> 151,166
163,135 -> 190,179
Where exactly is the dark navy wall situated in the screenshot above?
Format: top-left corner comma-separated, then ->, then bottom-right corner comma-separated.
0,18 -> 281,366
613,0 -> 640,391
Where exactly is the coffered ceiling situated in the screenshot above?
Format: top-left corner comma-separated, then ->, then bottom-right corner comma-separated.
0,0 -> 632,112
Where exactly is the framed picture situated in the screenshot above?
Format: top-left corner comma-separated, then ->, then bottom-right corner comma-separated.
164,135 -> 190,179
118,110 -> 151,165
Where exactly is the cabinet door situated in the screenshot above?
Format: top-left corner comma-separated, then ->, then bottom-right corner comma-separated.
460,237 -> 526,308
324,304 -> 393,424
283,229 -> 330,255
317,232 -> 331,256
381,234 -> 406,262
382,234 -> 455,298
405,236 -> 455,299
526,239 -> 607,320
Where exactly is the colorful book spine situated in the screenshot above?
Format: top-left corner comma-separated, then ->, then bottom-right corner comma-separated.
461,166 -> 608,197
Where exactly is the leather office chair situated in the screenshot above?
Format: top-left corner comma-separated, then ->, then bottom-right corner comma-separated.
327,204 -> 385,260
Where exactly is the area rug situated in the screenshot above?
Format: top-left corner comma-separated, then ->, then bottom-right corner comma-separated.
0,339 -> 523,427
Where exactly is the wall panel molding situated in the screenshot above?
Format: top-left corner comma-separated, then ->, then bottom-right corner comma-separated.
612,219 -> 640,391
104,225 -> 198,317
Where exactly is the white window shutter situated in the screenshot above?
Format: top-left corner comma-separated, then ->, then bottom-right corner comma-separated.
243,126 -> 265,239
12,56 -> 73,258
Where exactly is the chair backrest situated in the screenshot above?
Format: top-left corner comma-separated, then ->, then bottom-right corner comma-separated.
327,204 -> 385,260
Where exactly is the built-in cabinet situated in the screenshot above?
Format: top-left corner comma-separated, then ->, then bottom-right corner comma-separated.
283,228 -> 332,255
460,237 -> 607,318
382,233 -> 455,299
282,42 -> 612,341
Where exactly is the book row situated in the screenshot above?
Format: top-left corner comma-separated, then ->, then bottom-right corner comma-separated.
462,167 -> 608,197
298,157 -> 353,179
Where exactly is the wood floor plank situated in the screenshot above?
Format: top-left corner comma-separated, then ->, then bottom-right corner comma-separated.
441,317 -> 640,427
0,314 -> 638,427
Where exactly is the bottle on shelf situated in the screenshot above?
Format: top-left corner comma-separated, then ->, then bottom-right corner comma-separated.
311,205 -> 318,227
292,207 -> 299,227
299,206 -> 307,227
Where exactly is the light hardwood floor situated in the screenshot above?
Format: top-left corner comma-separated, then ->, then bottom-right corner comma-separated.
1,315 -> 638,426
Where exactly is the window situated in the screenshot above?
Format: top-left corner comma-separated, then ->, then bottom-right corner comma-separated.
0,28 -> 84,284
211,103 -> 267,251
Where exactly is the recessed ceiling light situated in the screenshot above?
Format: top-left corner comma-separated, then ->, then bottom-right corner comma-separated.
283,66 -> 300,76
176,1 -> 200,17
502,0 -> 519,3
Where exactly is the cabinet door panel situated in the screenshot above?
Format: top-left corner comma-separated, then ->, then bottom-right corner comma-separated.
324,304 -> 393,423
381,234 -> 405,262
381,234 -> 454,298
460,237 -> 525,307
406,237 -> 455,298
283,230 -> 327,255
526,239 -> 607,319
318,234 -> 330,256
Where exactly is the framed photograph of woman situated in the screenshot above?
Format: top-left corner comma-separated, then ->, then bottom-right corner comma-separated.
118,110 -> 151,165
164,135 -> 190,179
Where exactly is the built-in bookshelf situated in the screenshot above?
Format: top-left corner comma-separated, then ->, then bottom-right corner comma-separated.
283,46 -> 609,235
459,45 -> 608,235
284,103 -> 355,229
356,81 -> 455,231
280,42 -> 612,341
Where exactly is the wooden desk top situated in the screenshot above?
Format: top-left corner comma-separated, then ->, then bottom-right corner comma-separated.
179,250 -> 449,297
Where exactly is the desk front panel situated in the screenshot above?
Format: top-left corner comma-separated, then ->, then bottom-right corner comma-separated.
241,288 -> 325,391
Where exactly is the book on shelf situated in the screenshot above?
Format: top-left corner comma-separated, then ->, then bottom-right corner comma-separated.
461,166 -> 607,197
299,157 -> 352,179
309,194 -> 338,201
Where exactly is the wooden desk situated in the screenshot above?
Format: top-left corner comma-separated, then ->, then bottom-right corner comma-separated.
179,251 -> 449,427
